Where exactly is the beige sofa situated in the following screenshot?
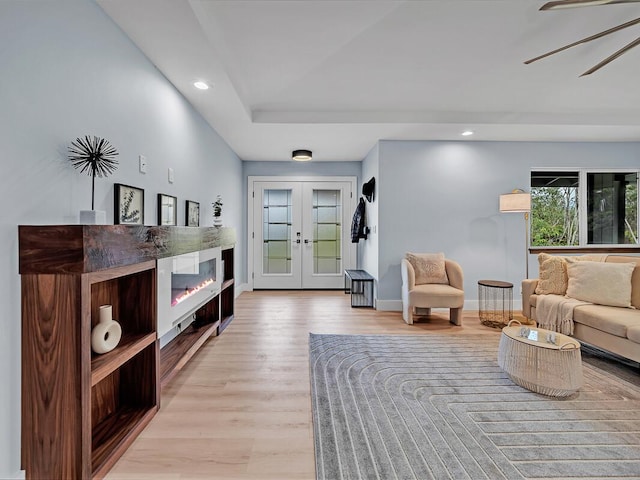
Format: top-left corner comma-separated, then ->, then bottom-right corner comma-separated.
522,255 -> 640,363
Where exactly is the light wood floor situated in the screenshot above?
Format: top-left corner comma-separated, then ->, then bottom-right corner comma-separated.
106,290 -> 501,480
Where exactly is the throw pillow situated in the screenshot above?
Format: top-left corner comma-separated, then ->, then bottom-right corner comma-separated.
534,253 -> 607,295
566,260 -> 635,308
405,252 -> 449,285
535,253 -> 567,295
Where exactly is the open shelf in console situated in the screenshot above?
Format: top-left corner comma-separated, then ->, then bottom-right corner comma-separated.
160,320 -> 220,387
89,261 -> 159,478
91,332 -> 156,386
89,260 -> 157,384
160,291 -> 220,387
91,342 -> 158,478
219,247 -> 235,333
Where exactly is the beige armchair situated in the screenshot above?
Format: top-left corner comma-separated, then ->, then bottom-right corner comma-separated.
401,256 -> 465,325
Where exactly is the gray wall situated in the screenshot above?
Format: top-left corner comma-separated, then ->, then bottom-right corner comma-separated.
0,2 -> 242,477
375,140 -> 640,309
243,161 -> 362,178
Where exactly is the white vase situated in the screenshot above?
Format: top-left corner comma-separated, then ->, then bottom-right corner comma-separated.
80,210 -> 107,225
213,216 -> 223,226
91,305 -> 122,354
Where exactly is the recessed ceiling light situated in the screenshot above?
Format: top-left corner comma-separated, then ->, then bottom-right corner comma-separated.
461,130 -> 474,136
193,81 -> 209,90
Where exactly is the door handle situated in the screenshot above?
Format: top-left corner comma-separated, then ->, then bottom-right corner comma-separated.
296,239 -> 301,244
304,239 -> 310,244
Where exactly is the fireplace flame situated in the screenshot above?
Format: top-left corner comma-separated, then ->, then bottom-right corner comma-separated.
172,278 -> 214,306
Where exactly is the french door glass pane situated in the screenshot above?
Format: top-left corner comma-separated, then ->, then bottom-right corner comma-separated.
313,189 -> 341,274
263,189 -> 292,274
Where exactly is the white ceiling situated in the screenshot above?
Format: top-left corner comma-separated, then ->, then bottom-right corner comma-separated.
97,0 -> 640,161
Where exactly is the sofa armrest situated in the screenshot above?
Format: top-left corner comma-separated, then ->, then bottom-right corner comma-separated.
522,279 -> 538,319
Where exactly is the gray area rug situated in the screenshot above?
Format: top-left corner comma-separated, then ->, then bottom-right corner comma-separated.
309,333 -> 640,480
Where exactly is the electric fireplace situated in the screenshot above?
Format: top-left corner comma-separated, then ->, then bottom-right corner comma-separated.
157,246 -> 221,338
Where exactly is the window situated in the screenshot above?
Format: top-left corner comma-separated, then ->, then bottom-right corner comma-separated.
531,170 -> 638,247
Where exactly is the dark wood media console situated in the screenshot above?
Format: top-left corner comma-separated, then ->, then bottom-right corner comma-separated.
19,225 -> 236,480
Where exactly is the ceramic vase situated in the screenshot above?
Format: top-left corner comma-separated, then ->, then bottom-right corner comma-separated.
91,305 -> 122,354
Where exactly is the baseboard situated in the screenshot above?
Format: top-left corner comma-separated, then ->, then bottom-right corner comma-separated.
375,299 -> 522,312
375,299 -> 402,311
235,282 -> 250,297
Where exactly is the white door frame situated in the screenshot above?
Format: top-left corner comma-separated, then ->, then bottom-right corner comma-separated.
247,175 -> 358,291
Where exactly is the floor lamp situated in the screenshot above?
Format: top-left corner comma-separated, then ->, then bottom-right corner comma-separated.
499,190 -> 531,279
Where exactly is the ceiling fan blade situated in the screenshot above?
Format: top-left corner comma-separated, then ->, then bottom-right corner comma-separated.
524,16 -> 640,64
581,35 -> 640,75
541,0 -> 640,10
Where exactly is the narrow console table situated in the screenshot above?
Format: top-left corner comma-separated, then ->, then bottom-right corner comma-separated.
344,269 -> 374,307
18,225 -> 235,480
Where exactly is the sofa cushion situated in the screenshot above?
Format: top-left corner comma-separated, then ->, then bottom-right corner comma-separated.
573,304 -> 640,338
405,252 -> 448,285
566,260 -> 635,308
626,325 -> 640,344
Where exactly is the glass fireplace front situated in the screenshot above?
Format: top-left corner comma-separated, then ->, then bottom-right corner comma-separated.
170,252 -> 217,307
157,247 -> 221,338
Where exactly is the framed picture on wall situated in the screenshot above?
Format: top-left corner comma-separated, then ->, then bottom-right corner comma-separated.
185,200 -> 200,227
158,193 -> 177,226
114,183 -> 144,225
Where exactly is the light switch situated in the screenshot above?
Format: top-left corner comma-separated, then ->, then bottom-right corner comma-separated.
139,155 -> 147,174
168,167 -> 174,183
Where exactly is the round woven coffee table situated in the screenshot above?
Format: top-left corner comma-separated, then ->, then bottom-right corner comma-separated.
497,323 -> 583,397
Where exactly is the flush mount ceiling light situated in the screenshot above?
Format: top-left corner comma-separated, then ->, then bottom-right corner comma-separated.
193,81 -> 209,90
292,149 -> 312,161
461,130 -> 474,136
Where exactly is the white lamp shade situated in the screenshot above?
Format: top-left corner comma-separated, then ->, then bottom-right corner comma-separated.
499,192 -> 531,212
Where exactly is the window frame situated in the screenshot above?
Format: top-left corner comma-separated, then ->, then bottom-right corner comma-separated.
531,167 -> 639,248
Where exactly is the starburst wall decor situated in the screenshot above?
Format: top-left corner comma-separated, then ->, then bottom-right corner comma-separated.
68,135 -> 119,210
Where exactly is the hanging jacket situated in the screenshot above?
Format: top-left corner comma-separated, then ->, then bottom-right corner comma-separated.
351,197 -> 367,243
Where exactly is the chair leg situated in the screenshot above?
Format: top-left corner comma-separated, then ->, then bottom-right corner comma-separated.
449,308 -> 462,326
403,305 -> 414,325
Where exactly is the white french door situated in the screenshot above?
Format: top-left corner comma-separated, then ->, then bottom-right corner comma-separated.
250,178 -> 356,289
